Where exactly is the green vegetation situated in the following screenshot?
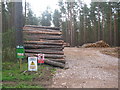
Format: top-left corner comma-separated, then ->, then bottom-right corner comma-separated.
2,83 -> 42,88
2,61 -> 56,88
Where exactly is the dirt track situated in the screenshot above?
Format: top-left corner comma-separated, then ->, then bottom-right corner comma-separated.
51,47 -> 118,88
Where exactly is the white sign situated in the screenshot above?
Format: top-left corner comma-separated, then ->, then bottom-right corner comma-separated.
28,57 -> 37,71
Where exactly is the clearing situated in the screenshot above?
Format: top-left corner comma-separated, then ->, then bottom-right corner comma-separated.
51,47 -> 118,88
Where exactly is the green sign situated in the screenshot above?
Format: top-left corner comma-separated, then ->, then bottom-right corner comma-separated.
16,46 -> 25,58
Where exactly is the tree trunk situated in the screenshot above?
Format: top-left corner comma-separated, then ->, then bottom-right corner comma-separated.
114,14 -> 117,46
83,15 -> 86,44
109,2 -> 112,45
102,11 -> 105,40
0,2 -> 2,34
24,0 -> 26,25
97,4 -> 100,41
14,1 -> 23,46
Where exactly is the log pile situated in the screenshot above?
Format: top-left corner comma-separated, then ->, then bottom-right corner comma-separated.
23,25 -> 66,68
82,40 -> 110,48
63,42 -> 70,47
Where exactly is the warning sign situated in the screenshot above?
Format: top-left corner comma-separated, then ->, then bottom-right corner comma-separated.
28,57 -> 37,71
37,54 -> 45,64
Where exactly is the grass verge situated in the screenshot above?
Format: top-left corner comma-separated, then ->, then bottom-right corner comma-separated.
2,61 -> 56,88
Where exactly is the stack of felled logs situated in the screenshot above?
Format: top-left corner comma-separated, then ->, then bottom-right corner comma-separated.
23,25 -> 66,68
82,40 -> 110,48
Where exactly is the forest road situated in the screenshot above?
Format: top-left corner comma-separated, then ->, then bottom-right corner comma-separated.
51,47 -> 118,88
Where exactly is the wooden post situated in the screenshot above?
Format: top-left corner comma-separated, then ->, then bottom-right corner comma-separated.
20,58 -> 22,71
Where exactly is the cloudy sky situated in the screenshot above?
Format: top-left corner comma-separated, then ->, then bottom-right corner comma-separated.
24,0 -> 91,17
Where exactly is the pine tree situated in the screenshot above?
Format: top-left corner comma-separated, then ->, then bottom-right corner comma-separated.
40,7 -> 52,26
53,9 -> 61,27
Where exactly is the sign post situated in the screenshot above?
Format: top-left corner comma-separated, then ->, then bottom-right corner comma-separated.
16,46 -> 25,71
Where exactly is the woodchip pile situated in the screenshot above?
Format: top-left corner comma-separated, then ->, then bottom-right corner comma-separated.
82,40 -> 110,48
23,25 -> 66,68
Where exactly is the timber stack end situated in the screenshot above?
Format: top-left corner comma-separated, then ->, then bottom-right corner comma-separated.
23,25 -> 66,68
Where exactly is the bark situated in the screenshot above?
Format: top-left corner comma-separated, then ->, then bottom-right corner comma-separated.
70,2 -> 73,46
14,1 -> 23,45
83,14 -> 86,43
25,53 -> 64,59
23,26 -> 65,67
25,25 -> 60,30
23,30 -> 62,35
24,44 -> 64,49
44,59 -> 65,68
24,34 -> 62,40
23,27 -> 61,32
97,4 -> 100,41
114,14 -> 117,46
109,8 -> 112,45
25,50 -> 64,55
67,3 -> 71,45
24,48 -> 63,51
24,41 -> 63,45
102,10 -> 105,40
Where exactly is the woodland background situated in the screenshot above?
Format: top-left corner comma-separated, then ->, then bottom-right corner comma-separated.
2,0 -> 120,61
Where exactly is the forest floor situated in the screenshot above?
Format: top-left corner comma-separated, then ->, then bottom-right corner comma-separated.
51,47 -> 118,88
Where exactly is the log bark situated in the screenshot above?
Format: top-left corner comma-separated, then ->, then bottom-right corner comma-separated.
50,59 -> 66,64
23,30 -> 62,35
25,47 -> 63,51
44,59 -> 65,68
25,40 -> 64,43
24,25 -> 60,30
25,50 -> 64,55
24,44 -> 64,49
23,25 -> 65,68
24,48 -> 63,51
23,27 -> 61,32
24,40 -> 64,45
25,53 -> 65,59
25,56 -> 65,68
24,35 -> 62,40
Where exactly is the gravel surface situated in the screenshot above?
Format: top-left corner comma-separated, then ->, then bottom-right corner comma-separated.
51,47 -> 118,88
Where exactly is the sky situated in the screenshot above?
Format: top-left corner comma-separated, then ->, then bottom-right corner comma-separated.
24,0 -> 91,17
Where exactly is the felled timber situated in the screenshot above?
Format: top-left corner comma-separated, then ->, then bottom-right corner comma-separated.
44,59 -> 65,68
24,41 -> 64,45
24,35 -> 62,40
23,30 -> 62,35
82,40 -> 110,48
23,25 -> 66,68
25,50 -> 64,55
24,48 -> 63,51
24,25 -> 60,30
24,44 -> 64,49
25,53 -> 64,59
23,27 -> 61,32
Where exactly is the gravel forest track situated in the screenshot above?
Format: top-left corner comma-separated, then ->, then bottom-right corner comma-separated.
51,47 -> 118,88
